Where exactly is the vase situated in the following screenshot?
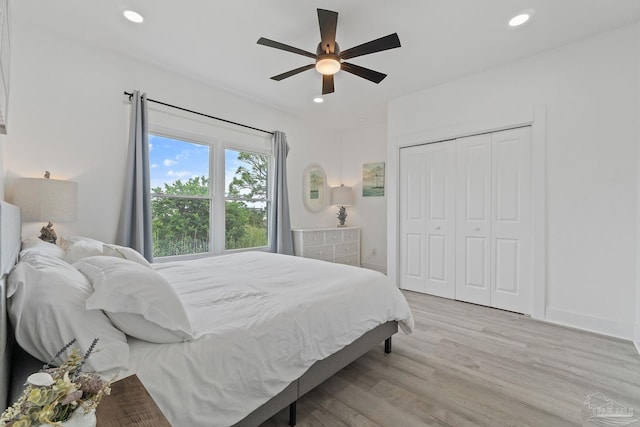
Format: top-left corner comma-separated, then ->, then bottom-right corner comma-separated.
41,409 -> 96,427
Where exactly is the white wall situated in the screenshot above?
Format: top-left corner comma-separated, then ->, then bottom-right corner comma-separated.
341,123 -> 388,273
4,25 -> 341,242
636,24 -> 640,353
0,133 -> 5,201
388,24 -> 639,339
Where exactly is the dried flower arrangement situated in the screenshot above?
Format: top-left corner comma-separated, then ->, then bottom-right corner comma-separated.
0,339 -> 113,427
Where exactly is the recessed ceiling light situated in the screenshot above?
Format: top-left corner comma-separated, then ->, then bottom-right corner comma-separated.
313,97 -> 324,103
123,9 -> 144,23
509,10 -> 534,27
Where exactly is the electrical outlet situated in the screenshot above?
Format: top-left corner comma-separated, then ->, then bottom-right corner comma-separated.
371,248 -> 377,256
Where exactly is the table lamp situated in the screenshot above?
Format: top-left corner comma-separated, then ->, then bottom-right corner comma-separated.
11,171 -> 77,243
330,185 -> 353,227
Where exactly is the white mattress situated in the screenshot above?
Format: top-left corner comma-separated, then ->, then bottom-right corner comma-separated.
121,251 -> 414,426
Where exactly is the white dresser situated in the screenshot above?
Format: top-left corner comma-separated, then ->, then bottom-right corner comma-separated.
292,227 -> 360,266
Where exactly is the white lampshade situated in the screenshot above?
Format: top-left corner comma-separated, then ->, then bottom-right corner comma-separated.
330,186 -> 353,207
11,178 -> 77,222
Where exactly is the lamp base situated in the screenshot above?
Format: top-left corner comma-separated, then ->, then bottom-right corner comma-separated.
336,206 -> 348,228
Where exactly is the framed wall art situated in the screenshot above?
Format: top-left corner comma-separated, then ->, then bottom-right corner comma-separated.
362,162 -> 385,197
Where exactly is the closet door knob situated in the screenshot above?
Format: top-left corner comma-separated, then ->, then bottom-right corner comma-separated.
474,227 -> 481,231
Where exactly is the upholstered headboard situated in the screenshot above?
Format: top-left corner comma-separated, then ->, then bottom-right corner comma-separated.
0,201 -> 21,409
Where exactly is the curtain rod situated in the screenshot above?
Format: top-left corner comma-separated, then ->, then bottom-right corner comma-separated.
123,91 -> 274,136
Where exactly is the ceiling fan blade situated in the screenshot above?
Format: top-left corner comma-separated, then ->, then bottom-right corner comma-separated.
270,64 -> 316,81
317,9 -> 338,54
341,62 -> 387,84
339,33 -> 401,61
322,74 -> 335,95
257,37 -> 317,59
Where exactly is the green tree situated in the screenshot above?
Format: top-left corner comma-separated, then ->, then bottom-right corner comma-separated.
226,152 -> 269,250
151,153 -> 270,256
151,176 -> 210,257
227,152 -> 268,199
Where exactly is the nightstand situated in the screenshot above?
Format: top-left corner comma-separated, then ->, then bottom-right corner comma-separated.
96,374 -> 171,427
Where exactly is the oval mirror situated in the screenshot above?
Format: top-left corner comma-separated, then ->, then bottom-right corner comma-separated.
302,164 -> 326,213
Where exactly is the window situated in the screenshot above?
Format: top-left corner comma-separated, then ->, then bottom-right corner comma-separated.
225,149 -> 269,250
149,133 -> 271,258
149,135 -> 211,257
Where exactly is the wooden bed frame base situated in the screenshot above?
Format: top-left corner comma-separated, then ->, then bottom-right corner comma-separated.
232,321 -> 398,427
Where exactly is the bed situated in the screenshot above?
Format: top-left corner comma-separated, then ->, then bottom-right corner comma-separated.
0,200 -> 414,426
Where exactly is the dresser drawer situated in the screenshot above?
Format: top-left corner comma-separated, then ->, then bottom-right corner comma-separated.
335,254 -> 360,266
303,231 -> 325,246
343,229 -> 359,242
303,244 -> 334,261
324,230 -> 342,244
335,242 -> 358,258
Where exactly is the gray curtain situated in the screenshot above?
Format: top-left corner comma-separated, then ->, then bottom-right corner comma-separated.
116,90 -> 153,261
269,131 -> 294,255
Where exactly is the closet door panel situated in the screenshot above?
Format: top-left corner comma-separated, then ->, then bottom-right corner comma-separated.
399,146 -> 427,293
405,233 -> 423,278
455,134 -> 491,306
424,141 -> 456,298
490,128 -> 532,313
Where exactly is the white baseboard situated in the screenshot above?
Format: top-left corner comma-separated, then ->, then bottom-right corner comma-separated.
361,262 -> 387,275
634,322 -> 640,357
545,307 -> 633,340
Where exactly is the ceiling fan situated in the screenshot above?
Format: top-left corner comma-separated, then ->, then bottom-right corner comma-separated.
257,8 -> 401,95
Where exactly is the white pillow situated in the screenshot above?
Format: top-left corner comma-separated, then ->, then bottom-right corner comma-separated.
59,236 -> 151,267
60,236 -> 105,264
75,257 -> 195,344
7,254 -> 130,373
58,235 -> 104,250
102,244 -> 151,268
20,237 -> 66,260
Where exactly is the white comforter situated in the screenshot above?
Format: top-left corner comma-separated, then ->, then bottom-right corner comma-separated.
121,251 -> 414,427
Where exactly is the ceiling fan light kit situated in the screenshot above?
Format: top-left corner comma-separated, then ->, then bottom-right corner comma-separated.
257,8 -> 401,95
316,57 -> 340,75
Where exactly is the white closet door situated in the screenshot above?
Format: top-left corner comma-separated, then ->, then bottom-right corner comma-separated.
455,134 -> 492,306
490,127 -> 532,313
424,141 -> 456,298
399,142 -> 456,297
399,145 -> 427,293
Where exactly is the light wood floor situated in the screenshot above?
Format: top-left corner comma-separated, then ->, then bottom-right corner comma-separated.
262,291 -> 640,427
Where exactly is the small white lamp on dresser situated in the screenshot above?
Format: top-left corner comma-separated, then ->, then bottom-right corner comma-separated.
330,185 -> 353,227
292,227 -> 361,267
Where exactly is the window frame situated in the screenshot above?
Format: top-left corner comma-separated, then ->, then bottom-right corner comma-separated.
148,124 -> 272,261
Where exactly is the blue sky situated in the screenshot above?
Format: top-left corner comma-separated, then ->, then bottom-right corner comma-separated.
149,134 -> 242,193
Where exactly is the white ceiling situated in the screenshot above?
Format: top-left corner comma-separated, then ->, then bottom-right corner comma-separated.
13,1 -> 640,132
